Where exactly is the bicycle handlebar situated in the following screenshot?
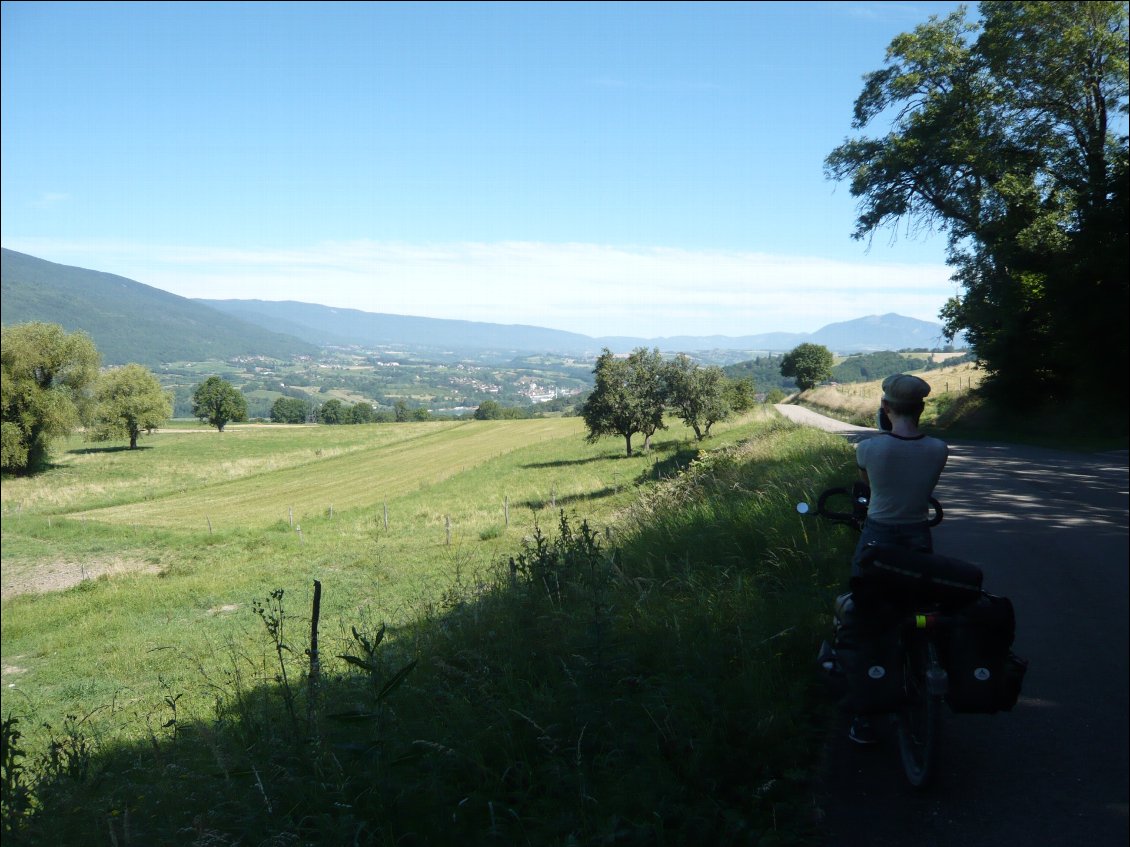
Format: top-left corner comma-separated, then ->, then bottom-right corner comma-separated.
798,485 -> 943,529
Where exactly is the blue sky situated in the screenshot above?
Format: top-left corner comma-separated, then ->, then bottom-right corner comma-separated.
2,0 -> 968,338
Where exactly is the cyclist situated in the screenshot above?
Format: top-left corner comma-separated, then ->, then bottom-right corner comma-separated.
847,373 -> 948,744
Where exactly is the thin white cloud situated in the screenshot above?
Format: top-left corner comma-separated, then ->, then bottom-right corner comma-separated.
1,237 -> 957,338
30,192 -> 70,210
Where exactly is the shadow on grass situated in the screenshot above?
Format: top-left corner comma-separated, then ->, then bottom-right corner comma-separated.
66,445 -> 154,456
516,486 -> 621,510
635,442 -> 702,484
521,453 -> 617,469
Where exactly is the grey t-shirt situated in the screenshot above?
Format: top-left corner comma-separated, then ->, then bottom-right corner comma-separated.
855,433 -> 948,524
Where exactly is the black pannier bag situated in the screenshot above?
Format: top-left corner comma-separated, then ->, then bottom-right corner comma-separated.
854,543 -> 984,609
831,592 -> 905,715
943,592 -> 1028,713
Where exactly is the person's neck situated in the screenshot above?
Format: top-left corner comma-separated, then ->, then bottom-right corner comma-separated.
888,416 -> 921,438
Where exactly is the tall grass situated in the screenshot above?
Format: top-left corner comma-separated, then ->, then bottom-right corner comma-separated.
2,410 -> 860,845
788,362 -> 985,429
789,363 -> 1127,449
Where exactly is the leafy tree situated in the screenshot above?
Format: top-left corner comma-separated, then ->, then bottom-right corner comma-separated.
350,402 -> 374,424
665,354 -> 731,440
627,347 -> 667,451
319,398 -> 346,424
503,405 -> 532,420
474,399 -> 504,420
393,399 -> 411,423
191,376 -> 247,432
581,347 -> 666,456
779,343 -> 834,391
723,376 -> 756,413
476,400 -> 529,419
826,1 -> 1129,411
582,351 -> 636,455
1,322 -> 100,474
270,396 -> 310,424
90,364 -> 172,449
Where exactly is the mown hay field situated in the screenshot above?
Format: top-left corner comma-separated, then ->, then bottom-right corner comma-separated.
73,418 -> 588,528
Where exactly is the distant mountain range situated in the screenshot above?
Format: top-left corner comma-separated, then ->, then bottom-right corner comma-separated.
2,248 -> 958,365
1,248 -> 317,365
199,299 -> 954,357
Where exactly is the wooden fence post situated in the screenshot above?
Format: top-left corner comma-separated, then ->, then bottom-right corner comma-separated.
445,515 -> 451,546
307,579 -> 322,734
504,496 -> 509,528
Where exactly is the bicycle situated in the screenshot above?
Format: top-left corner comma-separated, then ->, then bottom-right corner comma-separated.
799,485 -> 982,789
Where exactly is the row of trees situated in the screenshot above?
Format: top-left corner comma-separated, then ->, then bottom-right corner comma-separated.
580,348 -> 755,456
2,323 -> 174,474
826,1 -> 1129,412
269,395 -> 434,424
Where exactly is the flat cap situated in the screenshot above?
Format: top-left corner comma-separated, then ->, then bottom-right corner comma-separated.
881,373 -> 931,403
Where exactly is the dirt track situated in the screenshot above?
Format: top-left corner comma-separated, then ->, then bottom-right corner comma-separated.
776,405 -> 1130,846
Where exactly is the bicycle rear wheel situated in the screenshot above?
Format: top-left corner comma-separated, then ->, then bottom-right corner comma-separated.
897,640 -> 943,789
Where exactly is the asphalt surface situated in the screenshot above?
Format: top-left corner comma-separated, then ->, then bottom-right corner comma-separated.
774,405 -> 1129,847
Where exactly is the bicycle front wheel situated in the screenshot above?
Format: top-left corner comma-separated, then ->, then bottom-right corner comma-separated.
897,640 -> 943,789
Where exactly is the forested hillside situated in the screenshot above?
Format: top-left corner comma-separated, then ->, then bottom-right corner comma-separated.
0,249 -> 315,366
723,354 -> 796,392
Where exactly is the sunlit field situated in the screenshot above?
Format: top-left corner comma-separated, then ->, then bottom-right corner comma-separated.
1,411 -> 779,716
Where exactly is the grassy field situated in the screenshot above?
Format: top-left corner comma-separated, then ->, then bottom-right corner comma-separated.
2,416 -> 638,703
1,409 -> 860,845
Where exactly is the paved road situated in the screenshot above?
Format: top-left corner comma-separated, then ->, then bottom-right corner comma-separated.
775,405 -> 1129,846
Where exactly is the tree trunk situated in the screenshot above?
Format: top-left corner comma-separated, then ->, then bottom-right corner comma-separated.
129,428 -> 138,449
624,433 -> 633,456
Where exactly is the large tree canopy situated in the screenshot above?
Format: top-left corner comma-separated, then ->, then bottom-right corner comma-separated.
1,322 -> 100,474
779,343 -> 834,391
581,348 -> 667,456
665,354 -> 732,441
90,363 -> 173,449
826,1 -> 1129,412
191,376 -> 247,432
